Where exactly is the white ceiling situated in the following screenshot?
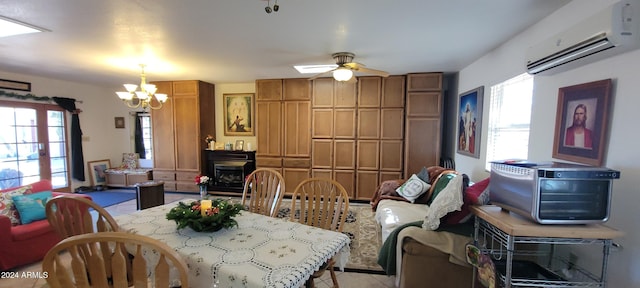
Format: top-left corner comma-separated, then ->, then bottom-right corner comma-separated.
0,0 -> 570,90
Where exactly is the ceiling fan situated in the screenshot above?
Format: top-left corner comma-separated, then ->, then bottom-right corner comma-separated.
309,52 -> 390,82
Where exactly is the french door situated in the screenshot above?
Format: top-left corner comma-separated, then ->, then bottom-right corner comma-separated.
0,100 -> 70,191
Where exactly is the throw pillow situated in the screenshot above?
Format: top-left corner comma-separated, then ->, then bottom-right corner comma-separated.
427,172 -> 458,205
416,166 -> 430,183
395,174 -> 431,203
422,175 -> 464,230
442,177 -> 491,225
0,185 -> 33,226
12,191 -> 53,225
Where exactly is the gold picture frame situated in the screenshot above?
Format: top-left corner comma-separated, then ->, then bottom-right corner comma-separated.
114,117 -> 125,129
223,93 -> 255,136
552,79 -> 612,166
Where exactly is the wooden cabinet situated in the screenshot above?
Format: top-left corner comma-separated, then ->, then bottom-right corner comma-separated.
151,80 -> 215,192
256,78 -> 311,195
404,73 -> 443,176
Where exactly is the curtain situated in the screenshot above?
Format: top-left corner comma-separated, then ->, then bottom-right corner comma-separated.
134,112 -> 146,159
52,97 -> 85,181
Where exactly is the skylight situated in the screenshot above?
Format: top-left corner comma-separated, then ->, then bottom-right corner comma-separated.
294,64 -> 337,74
0,16 -> 46,38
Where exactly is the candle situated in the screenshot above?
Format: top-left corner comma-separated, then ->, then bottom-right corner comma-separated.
200,200 -> 212,216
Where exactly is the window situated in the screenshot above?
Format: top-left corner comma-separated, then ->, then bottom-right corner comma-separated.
485,73 -> 534,170
138,113 -> 152,159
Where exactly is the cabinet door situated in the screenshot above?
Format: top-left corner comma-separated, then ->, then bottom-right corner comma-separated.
283,78 -> 310,100
382,76 -> 405,108
312,78 -> 334,108
406,92 -> 442,117
334,109 -> 356,138
334,81 -> 356,107
356,171 -> 379,200
256,79 -> 283,101
312,109 -> 334,138
151,81 -> 176,170
333,170 -> 355,198
357,140 -> 379,170
380,171 -> 403,182
380,140 -> 403,171
283,101 -> 310,157
334,140 -> 355,170
381,108 -> 404,139
312,169 -> 332,180
283,168 -> 310,194
173,93 -> 199,171
358,77 -> 381,108
312,139 -> 333,169
256,101 -> 282,156
357,109 -> 380,139
405,117 -> 441,176
407,73 -> 442,92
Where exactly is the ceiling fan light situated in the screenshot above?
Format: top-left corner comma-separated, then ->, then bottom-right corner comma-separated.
333,68 -> 353,81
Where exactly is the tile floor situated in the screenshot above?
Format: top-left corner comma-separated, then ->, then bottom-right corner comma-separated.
0,192 -> 396,288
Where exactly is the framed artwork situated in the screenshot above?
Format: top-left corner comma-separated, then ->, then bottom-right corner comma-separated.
223,93 -> 255,136
457,86 -> 484,158
114,117 -> 125,129
87,159 -> 111,187
553,79 -> 612,166
0,79 -> 31,91
235,140 -> 245,151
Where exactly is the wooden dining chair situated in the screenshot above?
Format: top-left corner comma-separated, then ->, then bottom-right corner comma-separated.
46,195 -> 120,238
241,168 -> 285,217
290,178 -> 350,288
42,231 -> 189,288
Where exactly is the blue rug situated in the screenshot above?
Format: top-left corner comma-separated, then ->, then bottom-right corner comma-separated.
81,190 -> 136,208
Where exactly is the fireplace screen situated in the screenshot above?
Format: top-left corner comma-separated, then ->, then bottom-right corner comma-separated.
214,161 -> 247,188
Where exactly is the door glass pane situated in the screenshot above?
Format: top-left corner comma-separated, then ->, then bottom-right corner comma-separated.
48,110 -> 68,188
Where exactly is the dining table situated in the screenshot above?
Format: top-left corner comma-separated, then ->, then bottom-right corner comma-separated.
114,198 -> 351,288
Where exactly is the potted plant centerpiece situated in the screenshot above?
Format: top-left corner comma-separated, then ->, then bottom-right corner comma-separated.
166,198 -> 244,232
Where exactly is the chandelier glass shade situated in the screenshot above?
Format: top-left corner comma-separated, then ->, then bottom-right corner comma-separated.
116,64 -> 167,110
332,67 -> 353,81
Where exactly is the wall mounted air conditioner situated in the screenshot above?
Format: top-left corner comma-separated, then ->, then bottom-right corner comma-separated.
526,1 -> 640,75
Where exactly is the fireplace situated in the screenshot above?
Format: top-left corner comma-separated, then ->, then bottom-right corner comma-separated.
204,150 -> 256,193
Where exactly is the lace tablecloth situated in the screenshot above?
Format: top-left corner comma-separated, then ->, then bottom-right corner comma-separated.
114,199 -> 350,288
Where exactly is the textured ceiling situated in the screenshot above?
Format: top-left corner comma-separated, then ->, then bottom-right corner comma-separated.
0,0 -> 570,90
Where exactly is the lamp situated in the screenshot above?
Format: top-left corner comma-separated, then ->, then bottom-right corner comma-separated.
333,67 -> 353,81
116,64 -> 168,110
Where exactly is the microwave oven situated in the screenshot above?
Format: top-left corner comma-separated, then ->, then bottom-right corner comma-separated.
489,161 -> 620,224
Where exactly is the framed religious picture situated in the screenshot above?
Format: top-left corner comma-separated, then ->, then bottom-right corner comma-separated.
87,159 -> 111,187
223,93 -> 255,136
456,86 -> 484,158
553,79 -> 612,166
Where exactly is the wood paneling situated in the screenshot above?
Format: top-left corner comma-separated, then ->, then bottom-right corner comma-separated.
407,73 -> 443,92
256,101 -> 282,156
357,140 -> 379,170
357,109 -> 380,139
381,108 -> 404,139
312,78 -> 334,108
334,109 -> 356,138
283,101 -> 310,157
358,77 -> 381,107
312,140 -> 333,169
256,79 -> 283,101
312,109 -> 334,138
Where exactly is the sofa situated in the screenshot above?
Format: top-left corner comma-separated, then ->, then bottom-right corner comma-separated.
104,153 -> 153,187
0,179 -> 91,271
372,167 -> 491,288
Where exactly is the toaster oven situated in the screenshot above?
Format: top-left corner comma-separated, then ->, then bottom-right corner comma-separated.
489,161 -> 620,224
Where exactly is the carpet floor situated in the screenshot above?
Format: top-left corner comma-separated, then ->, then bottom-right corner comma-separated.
275,198 -> 384,273
80,189 -> 136,208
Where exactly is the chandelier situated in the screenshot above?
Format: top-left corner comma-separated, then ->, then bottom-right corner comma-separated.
115,64 -> 168,110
